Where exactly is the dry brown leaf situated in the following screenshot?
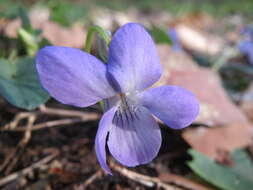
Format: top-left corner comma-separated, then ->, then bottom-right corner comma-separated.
49,167 -> 78,184
182,124 -> 253,160
178,12 -> 215,31
167,13 -> 224,55
156,45 -> 249,126
174,24 -> 224,55
169,13 -> 224,55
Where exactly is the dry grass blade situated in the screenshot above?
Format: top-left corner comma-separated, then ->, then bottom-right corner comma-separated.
4,115 -> 36,174
0,115 -> 36,172
39,105 -> 100,119
0,151 -> 58,187
83,170 -> 102,189
111,163 -> 183,190
159,173 -> 215,190
2,112 -> 36,130
1,118 -> 87,132
0,105 -> 100,132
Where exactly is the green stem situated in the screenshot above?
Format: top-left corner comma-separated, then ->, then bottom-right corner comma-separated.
84,25 -> 111,53
84,25 -> 111,112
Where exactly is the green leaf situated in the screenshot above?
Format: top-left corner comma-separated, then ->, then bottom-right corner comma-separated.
188,149 -> 253,190
0,57 -> 49,110
149,26 -> 171,45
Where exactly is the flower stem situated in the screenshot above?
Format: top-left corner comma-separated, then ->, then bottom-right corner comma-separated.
84,25 -> 111,53
84,25 -> 111,112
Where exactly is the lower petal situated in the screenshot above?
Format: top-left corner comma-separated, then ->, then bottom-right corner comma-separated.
95,107 -> 117,174
107,106 -> 161,167
139,85 -> 199,129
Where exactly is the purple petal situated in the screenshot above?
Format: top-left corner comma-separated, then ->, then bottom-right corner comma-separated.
238,40 -> 253,54
95,107 -> 117,174
168,28 -> 182,51
238,41 -> 253,65
36,46 -> 115,107
139,85 -> 199,129
107,107 -> 161,166
107,23 -> 162,93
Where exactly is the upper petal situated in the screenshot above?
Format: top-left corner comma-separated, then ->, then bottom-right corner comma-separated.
139,85 -> 199,129
36,46 -> 115,107
95,107 -> 117,174
107,23 -> 162,93
107,106 -> 161,167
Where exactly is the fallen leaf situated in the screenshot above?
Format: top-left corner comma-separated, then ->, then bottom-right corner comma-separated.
156,45 -> 249,126
156,163 -> 215,190
156,45 -> 253,159
182,124 -> 253,160
174,23 -> 224,55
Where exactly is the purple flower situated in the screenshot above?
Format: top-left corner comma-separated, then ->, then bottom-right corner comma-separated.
240,25 -> 253,41
35,23 -> 199,174
238,40 -> 253,64
238,25 -> 253,65
168,27 -> 182,51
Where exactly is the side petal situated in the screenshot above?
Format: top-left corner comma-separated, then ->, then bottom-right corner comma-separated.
107,23 -> 162,93
139,85 -> 199,129
108,106 -> 161,167
95,107 -> 117,174
36,46 -> 115,107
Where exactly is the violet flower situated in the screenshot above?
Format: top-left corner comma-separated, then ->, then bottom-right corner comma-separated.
168,27 -> 182,51
36,23 -> 199,174
238,25 -> 253,65
238,40 -> 253,64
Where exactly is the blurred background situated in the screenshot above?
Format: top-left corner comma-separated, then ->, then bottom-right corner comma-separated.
1,0 -> 253,189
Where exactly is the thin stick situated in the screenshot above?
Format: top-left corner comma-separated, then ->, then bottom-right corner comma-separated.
159,173 -> 214,190
156,164 -> 214,190
4,115 -> 36,174
0,152 -> 58,187
2,112 -> 36,130
39,105 -> 100,119
0,115 -> 36,172
1,118 -> 87,132
83,170 -> 102,189
1,105 -> 100,131
111,163 -> 183,190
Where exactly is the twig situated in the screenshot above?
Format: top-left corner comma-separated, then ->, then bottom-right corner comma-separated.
4,115 -> 36,174
1,118 -> 91,132
0,152 -> 58,187
83,170 -> 102,189
159,173 -> 215,190
2,112 -> 36,130
39,105 -> 100,119
111,163 -> 183,190
156,164 -> 214,190
0,115 -> 36,172
1,105 -> 100,132
1,118 -> 94,132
